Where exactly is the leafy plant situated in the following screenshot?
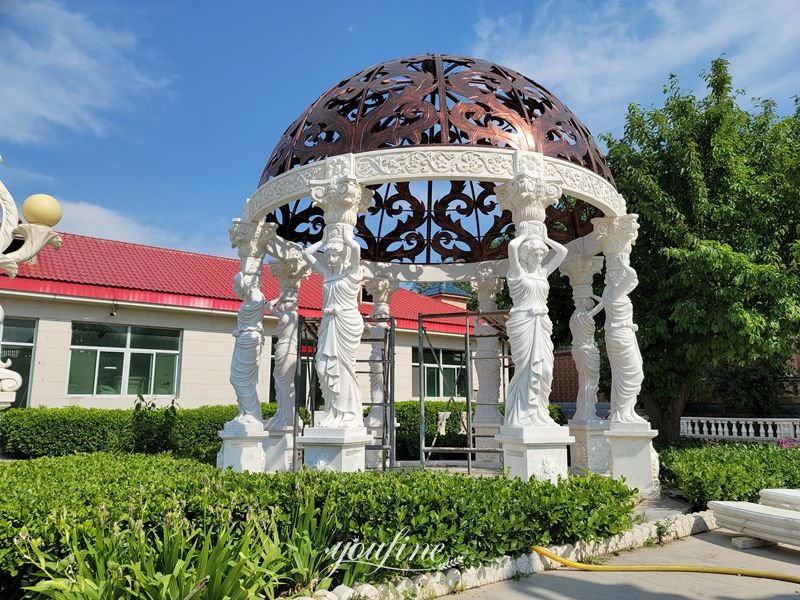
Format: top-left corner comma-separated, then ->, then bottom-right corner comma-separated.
659,442 -> 800,508
603,58 -> 800,442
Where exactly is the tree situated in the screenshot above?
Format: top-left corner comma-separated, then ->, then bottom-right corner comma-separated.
603,58 -> 800,443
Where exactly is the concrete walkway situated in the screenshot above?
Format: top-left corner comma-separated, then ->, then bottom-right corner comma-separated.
458,529 -> 800,599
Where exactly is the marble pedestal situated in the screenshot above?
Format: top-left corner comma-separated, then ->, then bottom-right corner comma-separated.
568,419 -> 610,474
263,425 -> 294,472
298,426 -> 371,472
473,423 -> 502,468
217,420 -> 269,473
496,425 -> 574,483
605,423 -> 660,499
0,391 -> 14,411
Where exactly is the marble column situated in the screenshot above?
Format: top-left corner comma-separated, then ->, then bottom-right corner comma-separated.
471,267 -> 504,467
560,254 -> 609,474
296,172 -> 373,471
492,159 -> 574,483
262,252 -> 310,472
218,219 -> 271,473
363,278 -> 398,468
592,214 -> 660,498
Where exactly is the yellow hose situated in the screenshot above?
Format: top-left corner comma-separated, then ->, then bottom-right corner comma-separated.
531,545 -> 800,585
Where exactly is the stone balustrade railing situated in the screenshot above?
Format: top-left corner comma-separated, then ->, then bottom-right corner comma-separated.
680,416 -> 800,441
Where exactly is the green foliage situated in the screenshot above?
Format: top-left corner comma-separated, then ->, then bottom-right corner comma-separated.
603,58 -> 800,441
659,442 -> 800,508
0,453 -> 636,596
0,402 -> 566,464
395,401 -> 566,460
18,514 -> 285,600
0,404 -> 276,464
710,359 -> 790,417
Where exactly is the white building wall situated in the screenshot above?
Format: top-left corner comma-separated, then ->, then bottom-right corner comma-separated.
0,294 -> 270,410
1,292 -> 481,411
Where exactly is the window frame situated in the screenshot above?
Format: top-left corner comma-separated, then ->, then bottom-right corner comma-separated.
412,347 -> 467,400
0,317 -> 38,407
66,323 -> 182,398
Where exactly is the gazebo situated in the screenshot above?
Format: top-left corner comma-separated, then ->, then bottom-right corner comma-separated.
219,54 -> 659,497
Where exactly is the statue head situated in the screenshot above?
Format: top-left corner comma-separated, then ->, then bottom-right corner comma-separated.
323,238 -> 350,273
276,287 -> 298,313
519,239 -> 548,271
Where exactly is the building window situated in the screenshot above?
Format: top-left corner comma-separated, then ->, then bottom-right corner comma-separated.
412,347 -> 466,399
0,318 -> 37,407
67,323 -> 180,396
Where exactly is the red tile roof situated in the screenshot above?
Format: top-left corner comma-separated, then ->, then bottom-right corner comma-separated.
0,233 -> 468,334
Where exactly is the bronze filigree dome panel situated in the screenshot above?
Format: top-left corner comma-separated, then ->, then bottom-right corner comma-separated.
259,54 -> 613,185
260,54 -> 610,264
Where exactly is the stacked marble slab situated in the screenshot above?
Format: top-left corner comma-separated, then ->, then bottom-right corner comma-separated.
709,489 -> 800,548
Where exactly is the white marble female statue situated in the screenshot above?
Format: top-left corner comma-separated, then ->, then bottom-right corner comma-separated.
302,226 -> 364,427
504,226 -> 568,427
569,298 -> 601,423
229,271 -> 265,424
589,254 -> 647,424
263,287 -> 299,428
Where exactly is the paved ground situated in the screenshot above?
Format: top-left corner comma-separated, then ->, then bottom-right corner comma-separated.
458,529 -> 800,599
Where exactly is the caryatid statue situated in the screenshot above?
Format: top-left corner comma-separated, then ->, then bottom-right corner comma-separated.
364,277 -> 397,428
264,248 -> 310,429
305,177 -> 372,428
495,171 -> 568,428
559,255 -> 604,423
589,215 -> 647,425
229,220 -> 270,425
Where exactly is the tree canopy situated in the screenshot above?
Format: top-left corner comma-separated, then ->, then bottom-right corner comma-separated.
603,58 -> 800,441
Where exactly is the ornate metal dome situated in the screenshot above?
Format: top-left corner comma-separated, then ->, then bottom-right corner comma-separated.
260,54 -> 612,184
258,54 -> 614,265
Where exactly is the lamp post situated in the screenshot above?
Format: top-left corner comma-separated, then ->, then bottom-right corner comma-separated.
0,158 -> 62,409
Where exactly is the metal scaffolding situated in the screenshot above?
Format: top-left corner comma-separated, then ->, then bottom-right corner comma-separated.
292,315 -> 396,471
417,309 -> 511,475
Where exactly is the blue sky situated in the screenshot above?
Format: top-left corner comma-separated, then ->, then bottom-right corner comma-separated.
1,0 -> 798,258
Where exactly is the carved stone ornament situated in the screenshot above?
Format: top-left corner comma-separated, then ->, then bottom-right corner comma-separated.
310,177 -> 372,227
495,174 -> 562,225
592,214 -> 640,257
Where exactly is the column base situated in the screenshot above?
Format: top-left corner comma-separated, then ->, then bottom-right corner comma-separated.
264,425 -> 295,472
568,419 -> 610,475
473,423 -> 502,468
605,423 -> 660,499
496,425 -> 574,483
298,426 -> 372,472
0,391 -> 15,411
217,419 -> 268,473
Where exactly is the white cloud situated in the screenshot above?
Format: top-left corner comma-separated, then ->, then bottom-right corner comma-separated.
56,200 -> 235,258
470,0 -> 800,137
0,0 -> 167,145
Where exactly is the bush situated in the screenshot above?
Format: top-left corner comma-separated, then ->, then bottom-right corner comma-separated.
659,442 -> 800,508
0,453 -> 636,597
0,401 -> 566,463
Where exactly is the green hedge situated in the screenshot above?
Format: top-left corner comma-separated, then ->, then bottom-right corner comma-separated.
659,442 -> 800,508
0,401 -> 566,463
0,453 -> 636,596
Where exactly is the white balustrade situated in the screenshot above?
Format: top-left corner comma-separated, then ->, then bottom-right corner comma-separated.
680,416 -> 800,441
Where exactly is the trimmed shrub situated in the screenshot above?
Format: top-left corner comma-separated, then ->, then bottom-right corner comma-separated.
0,401 -> 566,463
659,442 -> 800,509
0,453 -> 636,596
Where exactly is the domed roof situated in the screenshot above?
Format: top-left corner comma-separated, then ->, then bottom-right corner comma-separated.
259,54 -> 613,185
